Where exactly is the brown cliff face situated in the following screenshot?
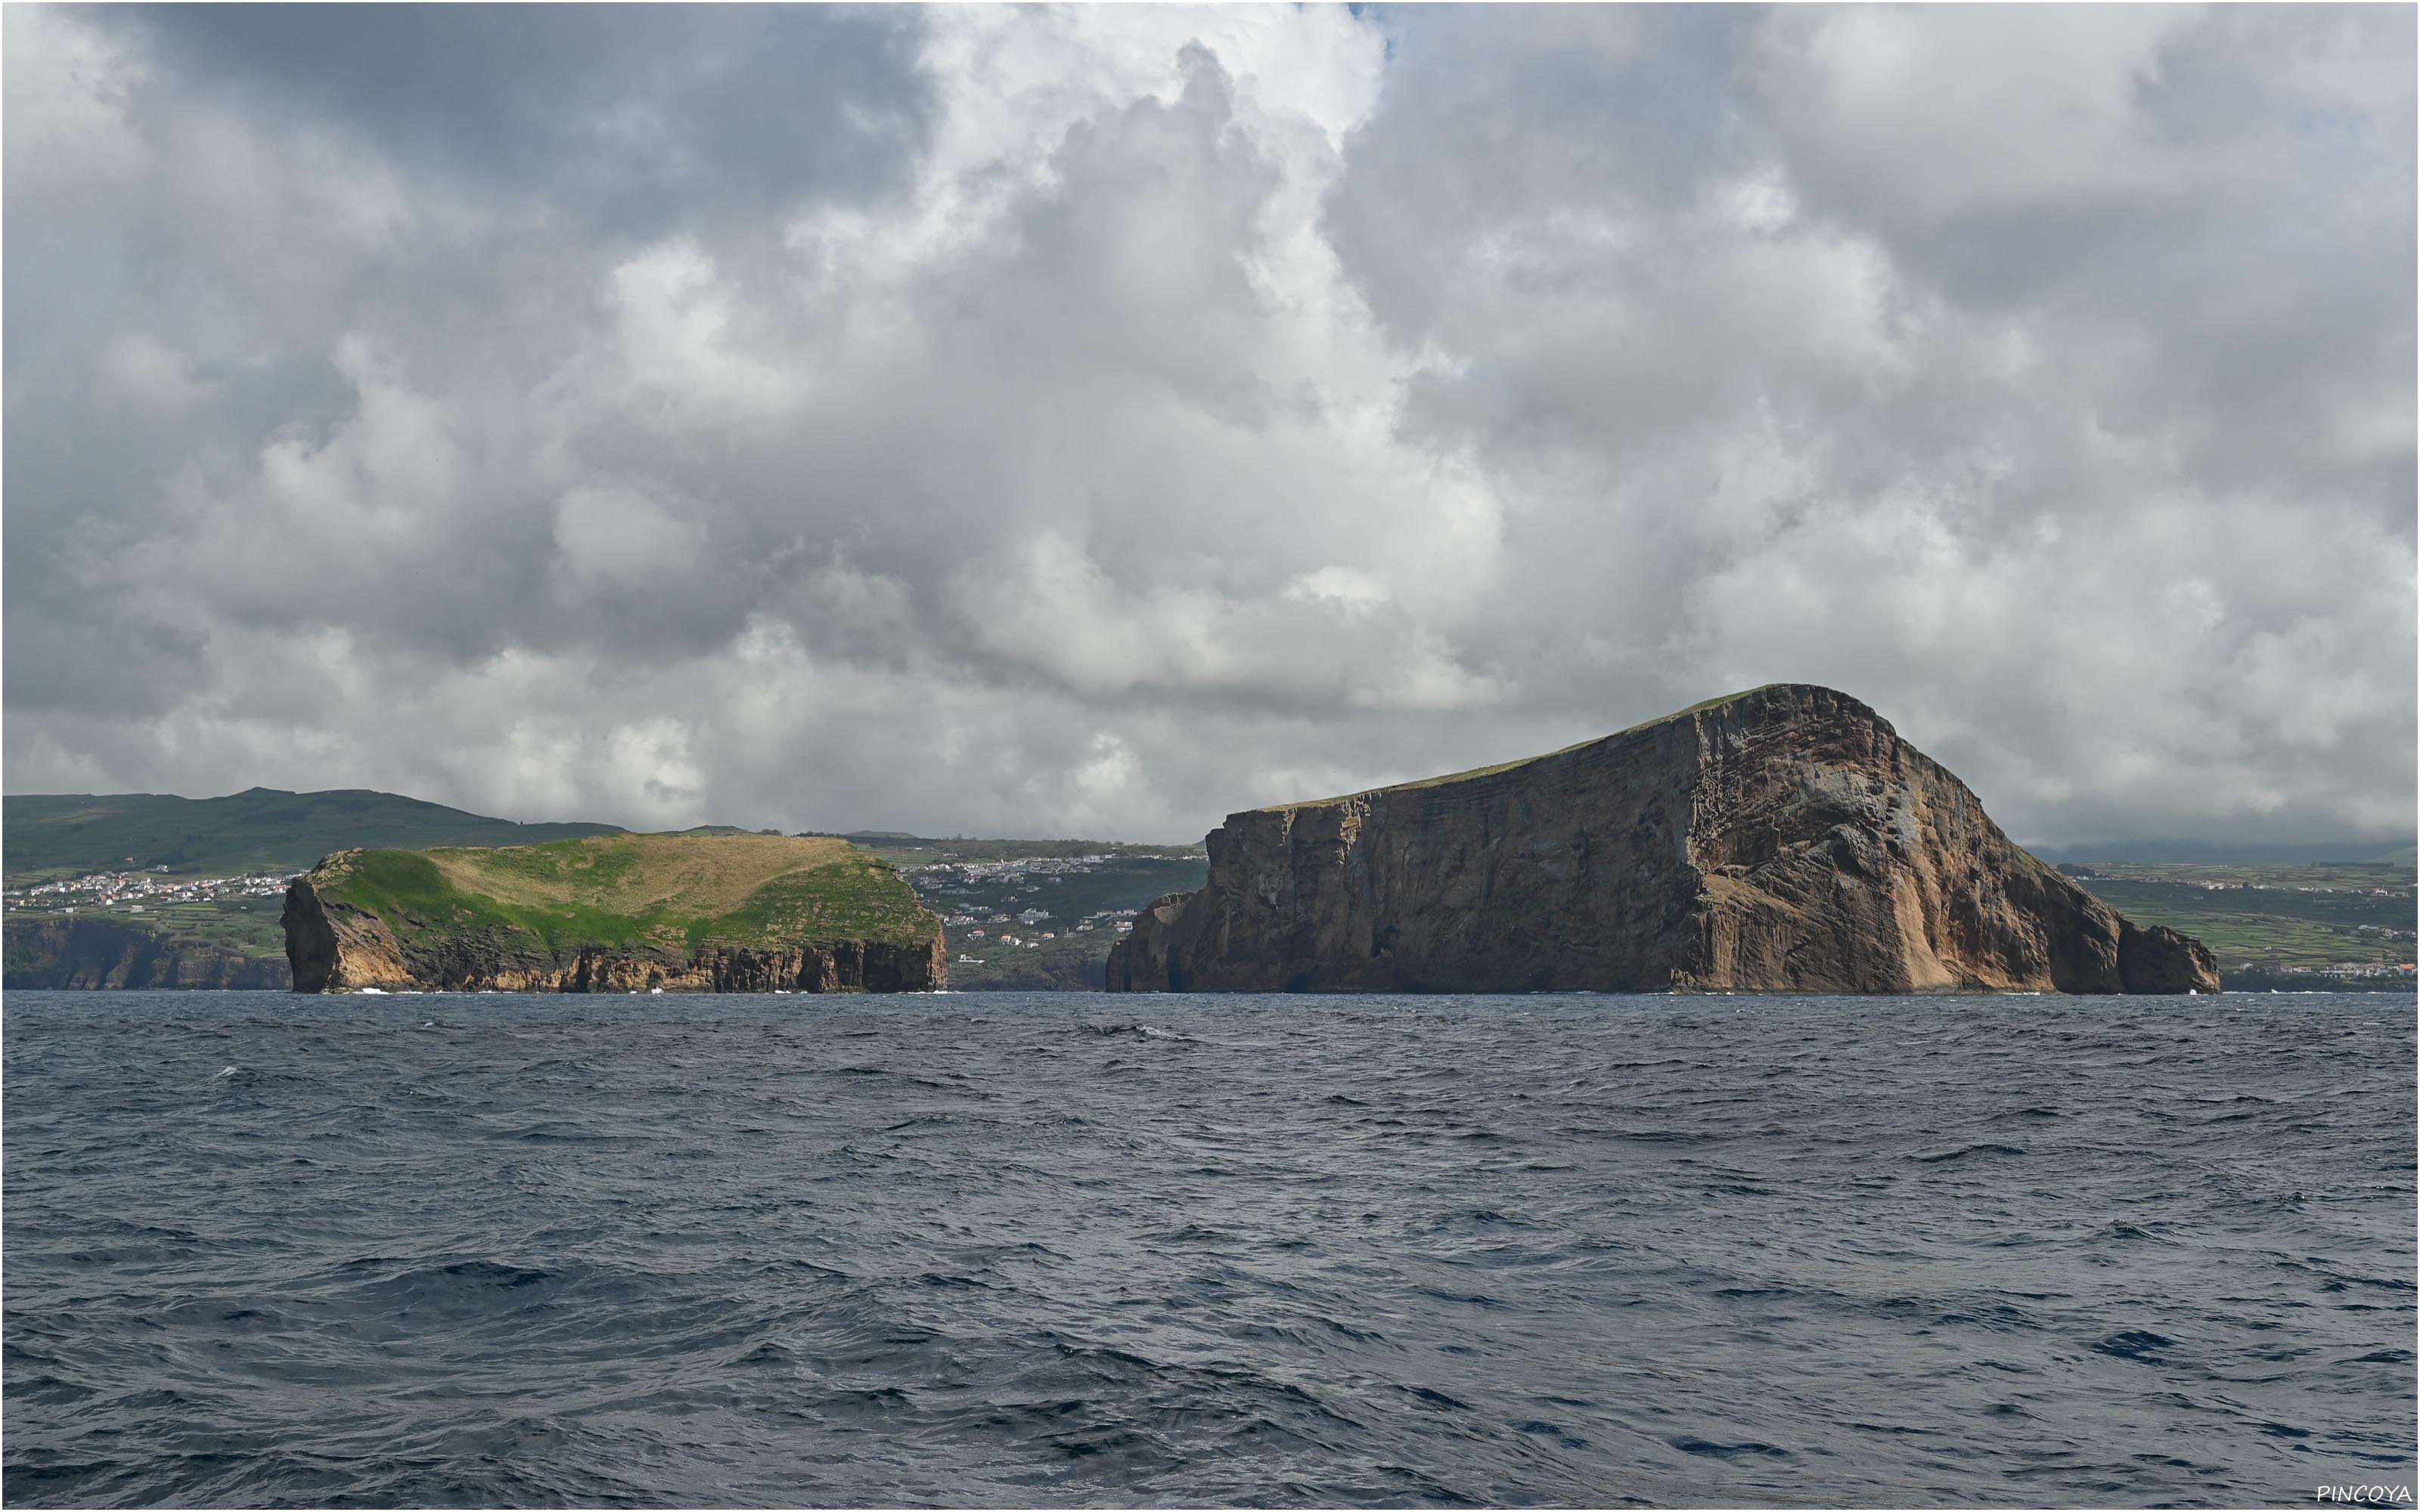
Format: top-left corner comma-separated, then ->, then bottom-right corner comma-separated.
1106,685 -> 2217,995
4,916 -> 291,990
281,872 -> 948,994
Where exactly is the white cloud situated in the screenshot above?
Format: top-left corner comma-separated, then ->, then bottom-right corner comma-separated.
553,482 -> 703,593
1284,565 -> 1390,615
589,242 -> 807,425
97,335 -> 206,410
2,8 -> 148,189
1760,5 -> 2203,221
4,5 -> 2409,850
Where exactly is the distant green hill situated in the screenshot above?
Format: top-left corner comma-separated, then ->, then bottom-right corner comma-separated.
2037,839 -> 2418,866
813,832 -> 1204,865
2063,857 -> 2415,981
2,789 -> 625,883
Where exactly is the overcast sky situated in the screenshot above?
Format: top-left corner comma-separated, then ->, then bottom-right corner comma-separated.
5,4 -> 2412,847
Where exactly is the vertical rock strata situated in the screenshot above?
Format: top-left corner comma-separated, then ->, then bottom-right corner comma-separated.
1106,685 -> 2218,995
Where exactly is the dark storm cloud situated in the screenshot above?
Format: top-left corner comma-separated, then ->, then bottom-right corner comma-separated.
4,6 -> 2410,845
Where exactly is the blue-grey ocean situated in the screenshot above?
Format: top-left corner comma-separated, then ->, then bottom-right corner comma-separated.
5,990 -> 2413,1507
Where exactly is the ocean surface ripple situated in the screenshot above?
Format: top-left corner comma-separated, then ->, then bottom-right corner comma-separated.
5,990 -> 2413,1507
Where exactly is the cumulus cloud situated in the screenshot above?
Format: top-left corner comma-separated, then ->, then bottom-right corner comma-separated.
2,4 -> 148,188
96,334 -> 207,411
1758,5 -> 2201,221
3,4 -> 2410,848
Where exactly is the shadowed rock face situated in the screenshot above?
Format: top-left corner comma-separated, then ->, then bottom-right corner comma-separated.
1106,685 -> 2218,996
3,917 -> 290,990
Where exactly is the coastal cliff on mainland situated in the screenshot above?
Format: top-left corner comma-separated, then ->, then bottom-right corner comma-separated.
1107,684 -> 2218,996
284,834 -> 945,993
5,916 -> 289,990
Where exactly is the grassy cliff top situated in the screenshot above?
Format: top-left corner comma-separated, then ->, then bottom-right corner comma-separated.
1261,686 -> 1779,813
4,788 -> 623,884
309,833 -> 938,953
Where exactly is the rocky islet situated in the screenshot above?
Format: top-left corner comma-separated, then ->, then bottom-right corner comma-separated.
282,834 -> 946,993
1108,684 -> 2219,995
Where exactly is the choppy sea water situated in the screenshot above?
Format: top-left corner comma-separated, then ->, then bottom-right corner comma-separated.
5,990 -> 2413,1508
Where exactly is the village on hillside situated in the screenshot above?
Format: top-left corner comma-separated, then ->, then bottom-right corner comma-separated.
892,850 -> 1204,990
4,867 -> 295,917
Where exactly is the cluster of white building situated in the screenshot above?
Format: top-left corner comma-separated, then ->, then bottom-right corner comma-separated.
3,867 -> 294,916
909,852 -> 1170,953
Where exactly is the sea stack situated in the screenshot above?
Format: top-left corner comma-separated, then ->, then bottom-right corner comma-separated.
1107,684 -> 2217,995
283,833 -> 946,993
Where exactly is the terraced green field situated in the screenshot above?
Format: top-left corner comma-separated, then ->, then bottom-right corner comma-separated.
2065,860 -> 2415,972
134,896 -> 290,961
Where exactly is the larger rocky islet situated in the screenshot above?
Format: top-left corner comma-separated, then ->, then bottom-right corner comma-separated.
1107,683 -> 2220,995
